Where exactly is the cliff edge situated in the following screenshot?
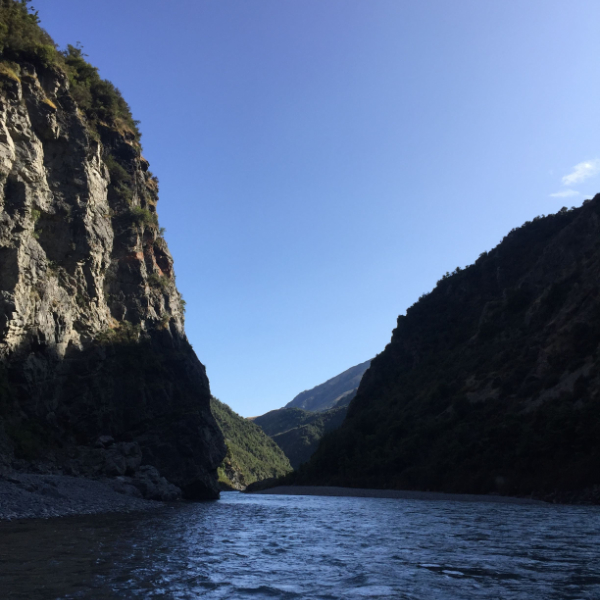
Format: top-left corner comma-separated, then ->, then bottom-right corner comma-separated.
0,1 -> 225,499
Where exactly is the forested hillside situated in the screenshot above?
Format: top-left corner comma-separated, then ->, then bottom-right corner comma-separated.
297,199 -> 600,503
211,398 -> 292,489
253,406 -> 347,469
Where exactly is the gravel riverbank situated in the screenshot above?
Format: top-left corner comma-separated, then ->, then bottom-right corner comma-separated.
0,472 -> 161,521
0,478 -> 549,521
251,485 -> 547,505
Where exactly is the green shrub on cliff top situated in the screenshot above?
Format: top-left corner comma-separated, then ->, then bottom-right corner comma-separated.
0,1 -> 141,143
0,0 -> 55,67
62,44 -> 141,143
130,206 -> 158,229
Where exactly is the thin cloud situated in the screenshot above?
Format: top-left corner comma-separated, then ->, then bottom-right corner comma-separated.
562,159 -> 600,186
550,189 -> 580,198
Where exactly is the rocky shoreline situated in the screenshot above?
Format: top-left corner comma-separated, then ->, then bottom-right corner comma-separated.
4,477 -> 596,521
0,471 -> 179,521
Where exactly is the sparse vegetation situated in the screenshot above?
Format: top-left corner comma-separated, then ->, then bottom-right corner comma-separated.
41,96 -> 56,109
0,60 -> 19,82
1,0 -> 148,239
105,155 -> 133,204
62,43 -> 141,143
147,272 -> 170,291
0,0 -> 55,68
0,1 -> 141,144
97,320 -> 141,345
130,206 -> 158,229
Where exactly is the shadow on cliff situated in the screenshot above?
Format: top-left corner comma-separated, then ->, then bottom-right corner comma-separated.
294,196 -> 600,503
0,326 -> 225,500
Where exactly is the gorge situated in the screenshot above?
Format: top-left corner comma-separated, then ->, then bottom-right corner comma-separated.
2,3 -> 600,599
1,0 -> 600,509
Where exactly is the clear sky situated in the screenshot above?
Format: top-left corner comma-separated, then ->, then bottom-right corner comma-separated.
37,0 -> 600,416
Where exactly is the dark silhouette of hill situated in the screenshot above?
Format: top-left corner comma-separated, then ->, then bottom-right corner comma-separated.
296,199 -> 600,503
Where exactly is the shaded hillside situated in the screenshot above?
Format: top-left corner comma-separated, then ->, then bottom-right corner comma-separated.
297,200 -> 600,502
285,360 -> 371,412
254,406 -> 347,469
253,407 -> 315,437
211,398 -> 292,490
252,362 -> 371,468
0,1 -> 225,498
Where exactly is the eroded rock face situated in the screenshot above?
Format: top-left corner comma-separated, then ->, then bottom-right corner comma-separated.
0,64 -> 225,499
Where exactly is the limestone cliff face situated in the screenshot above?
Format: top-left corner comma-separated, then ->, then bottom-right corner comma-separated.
0,61 -> 225,498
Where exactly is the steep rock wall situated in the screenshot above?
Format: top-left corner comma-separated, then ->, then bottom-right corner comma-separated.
0,59 -> 224,498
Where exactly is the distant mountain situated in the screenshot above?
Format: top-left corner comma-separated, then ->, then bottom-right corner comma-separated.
296,200 -> 600,503
285,360 -> 372,412
252,360 -> 371,468
253,406 -> 347,469
210,398 -> 292,490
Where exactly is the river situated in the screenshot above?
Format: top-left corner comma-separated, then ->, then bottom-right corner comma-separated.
1,491 -> 599,599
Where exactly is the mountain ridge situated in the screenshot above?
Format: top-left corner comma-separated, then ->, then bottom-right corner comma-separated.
284,359 -> 371,413
252,360 -> 371,469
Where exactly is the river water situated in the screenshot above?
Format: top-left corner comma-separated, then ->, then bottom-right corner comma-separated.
1,491 -> 600,599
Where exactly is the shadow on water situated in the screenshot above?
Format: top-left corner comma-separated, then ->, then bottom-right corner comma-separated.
0,505 -> 211,599
1,493 -> 600,599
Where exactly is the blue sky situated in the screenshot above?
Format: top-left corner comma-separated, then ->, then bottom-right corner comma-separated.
37,0 -> 600,416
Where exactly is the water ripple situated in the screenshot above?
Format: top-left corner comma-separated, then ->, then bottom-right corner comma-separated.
1,493 -> 600,599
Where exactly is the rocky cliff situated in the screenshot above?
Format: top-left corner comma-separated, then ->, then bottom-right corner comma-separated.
298,200 -> 600,502
0,2 -> 225,499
